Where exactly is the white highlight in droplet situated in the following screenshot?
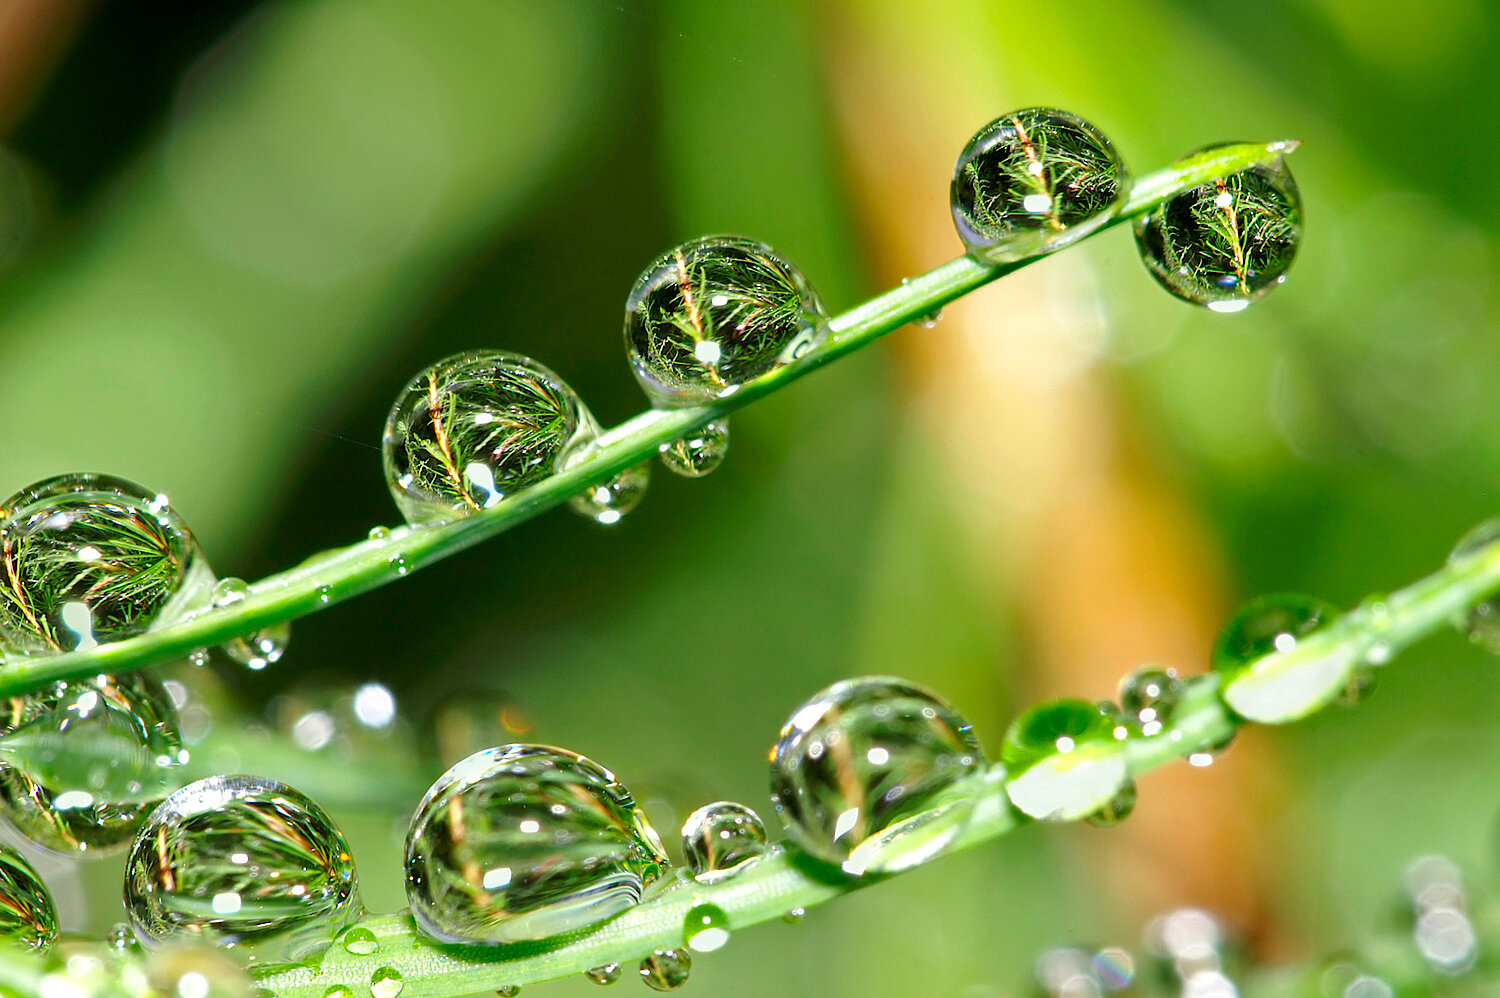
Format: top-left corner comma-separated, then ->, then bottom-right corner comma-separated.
1207,300 -> 1250,313
59,601 -> 97,651
177,973 -> 210,998
832,807 -> 860,841
483,867 -> 512,890
212,892 -> 242,915
694,340 -> 722,364
866,746 -> 890,765
518,819 -> 541,834
1022,193 -> 1053,213
1273,632 -> 1297,653
464,462 -> 502,508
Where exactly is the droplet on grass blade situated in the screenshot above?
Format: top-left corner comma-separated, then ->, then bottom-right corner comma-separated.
638,948 -> 691,991
1001,699 -> 1132,823
682,903 -> 730,952
211,578 -> 290,671
680,801 -> 768,881
0,844 -> 56,950
659,419 -> 729,479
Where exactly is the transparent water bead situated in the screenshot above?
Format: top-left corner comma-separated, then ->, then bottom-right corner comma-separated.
1001,699 -> 1131,822
659,419 -> 729,479
639,949 -> 691,992
768,676 -> 984,876
1134,145 -> 1302,310
1213,593 -> 1357,723
383,351 -> 594,525
0,672 -> 183,854
585,964 -> 621,986
370,968 -> 402,998
625,235 -> 827,406
951,107 -> 1128,264
1118,667 -> 1182,736
212,578 -> 290,671
0,473 -> 212,653
683,902 -> 730,952
0,844 -> 57,950
124,775 -> 361,961
403,744 -> 670,945
565,453 -> 650,526
1449,520 -> 1500,653
681,801 -> 768,881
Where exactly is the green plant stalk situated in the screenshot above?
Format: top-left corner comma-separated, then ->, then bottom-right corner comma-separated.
0,140 -> 1294,697
246,535 -> 1500,997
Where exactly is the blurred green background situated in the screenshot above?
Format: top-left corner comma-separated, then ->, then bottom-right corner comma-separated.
3,0 -> 1499,994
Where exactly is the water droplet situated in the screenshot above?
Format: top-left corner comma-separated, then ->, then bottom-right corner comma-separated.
585,964 -> 621,986
683,903 -> 730,953
383,351 -> 594,525
0,474 -> 213,652
340,926 -> 378,955
0,672 -> 183,853
325,987 -> 354,998
222,624 -> 290,672
106,922 -> 139,953
0,844 -> 56,950
1214,593 -> 1357,722
782,908 -> 804,924
951,108 -> 1128,264
566,456 -> 650,526
625,236 -> 827,406
1085,783 -> 1137,828
187,648 -> 211,668
404,744 -> 670,944
638,949 -> 691,992
124,775 -> 361,962
769,676 -> 984,875
1334,668 -> 1376,708
1449,522 -> 1500,653
387,554 -> 411,577
914,307 -> 944,329
1214,594 -> 1333,676
659,419 -> 729,479
1134,144 -> 1302,309
367,526 -> 392,542
1118,667 -> 1181,736
317,586 -> 333,604
681,801 -> 768,881
1001,699 -> 1130,821
369,968 -> 402,998
496,988 -> 520,998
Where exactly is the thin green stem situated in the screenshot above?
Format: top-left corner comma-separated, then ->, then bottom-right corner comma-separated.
245,535 -> 1500,998
0,140 -> 1294,697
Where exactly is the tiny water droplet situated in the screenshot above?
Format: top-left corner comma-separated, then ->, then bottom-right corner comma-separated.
659,419 -> 729,479
626,236 -> 828,406
0,844 -> 56,950
1002,699 -> 1130,821
124,775 -> 361,962
367,526 -> 391,542
638,949 -> 691,992
1449,522 -> 1500,653
0,474 -> 213,652
1134,144 -> 1301,309
496,988 -> 520,998
222,621 -> 291,672
383,351 -> 594,525
386,554 -> 411,577
566,456 -> 650,526
404,744 -> 670,944
325,987 -> 354,998
340,926 -> 378,955
1118,667 -> 1182,736
951,108 -> 1128,263
369,968 -> 402,998
1085,783 -> 1137,828
187,649 -> 211,669
914,307 -> 943,329
681,801 -> 768,881
585,964 -> 622,986
1214,593 -> 1359,722
769,676 -> 984,875
317,586 -> 333,604
211,578 -> 250,607
783,908 -> 805,924
106,922 -> 138,953
683,903 -> 731,952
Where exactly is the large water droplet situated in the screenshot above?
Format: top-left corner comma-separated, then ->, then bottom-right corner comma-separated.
769,676 -> 984,876
1134,145 -> 1302,310
124,775 -> 361,962
681,801 -> 768,881
625,236 -> 827,406
403,744 -> 670,945
369,968 -> 402,998
383,351 -> 594,525
565,455 -> 650,526
659,419 -> 729,479
1214,593 -> 1357,723
0,672 -> 183,853
638,949 -> 691,992
951,108 -> 1128,264
0,474 -> 212,652
683,903 -> 731,952
1118,667 -> 1182,737
1001,699 -> 1131,821
0,844 -> 56,950
584,964 -> 621,986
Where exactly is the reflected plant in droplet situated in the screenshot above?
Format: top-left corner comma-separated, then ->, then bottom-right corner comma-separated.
638,948 -> 691,992
584,963 -> 621,986
625,236 -> 827,406
383,351 -> 594,525
0,474 -> 212,653
769,676 -> 984,875
403,744 -> 670,945
564,451 -> 650,526
1002,699 -> 1131,822
0,672 -> 183,854
123,775 -> 361,962
680,801 -> 768,881
658,419 -> 729,479
1118,667 -> 1182,736
0,843 -> 57,950
1134,145 -> 1302,310
951,108 -> 1128,263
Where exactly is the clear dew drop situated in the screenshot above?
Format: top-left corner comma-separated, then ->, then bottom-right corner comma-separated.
914,307 -> 944,329
0,844 -> 57,951
403,744 -> 670,945
106,922 -> 139,954
496,988 -> 521,998
680,801 -> 768,881
638,948 -> 691,992
1085,783 -> 1138,828
1213,594 -> 1334,676
124,775 -> 361,963
369,968 -> 402,998
782,908 -> 805,924
1213,593 -> 1360,723
0,474 -> 213,653
382,351 -> 594,526
585,964 -> 622,986
769,676 -> 984,876
222,622 -> 291,672
325,987 -> 354,998
1134,144 -> 1302,309
367,526 -> 392,542
625,236 -> 828,407
951,107 -> 1128,264
1001,699 -> 1130,821
1118,667 -> 1182,736
683,903 -> 731,953
659,419 -> 729,479
566,457 -> 650,526
340,926 -> 378,955
0,672 -> 183,854
1449,521 -> 1500,653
